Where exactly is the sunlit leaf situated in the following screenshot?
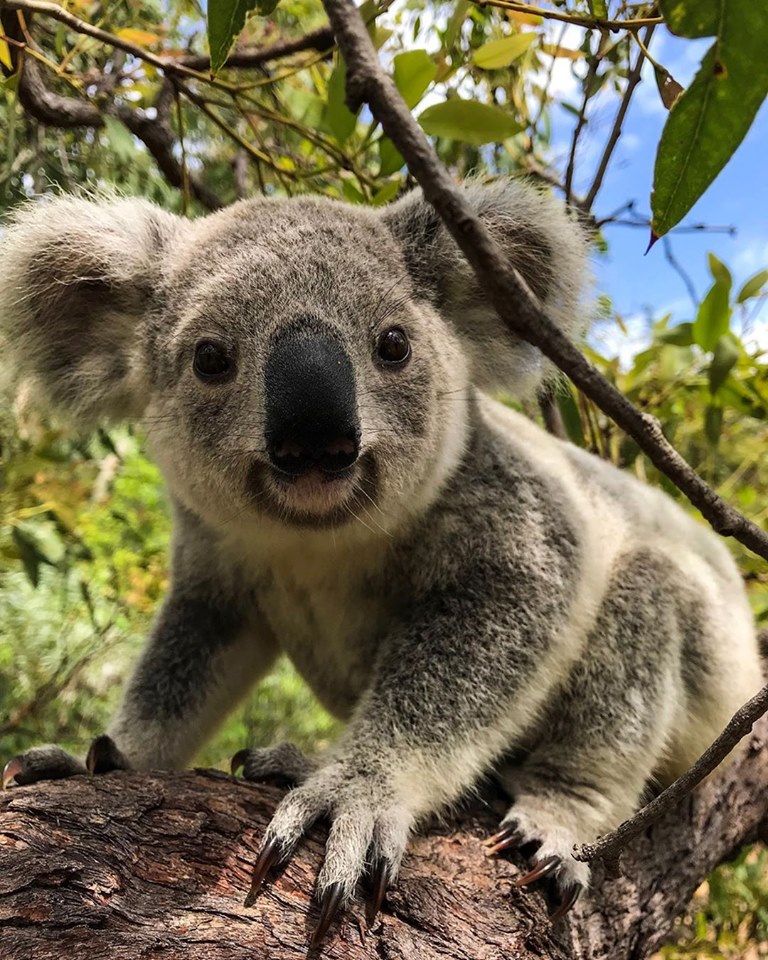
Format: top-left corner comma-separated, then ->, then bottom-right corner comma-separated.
651,0 -> 768,236
419,99 -> 522,145
708,333 -> 740,395
445,0 -> 470,48
393,50 -> 437,109
588,0 -> 608,18
115,28 -> 162,47
378,137 -> 404,177
658,321 -> 694,346
541,42 -> 583,60
0,21 -> 13,71
707,252 -> 732,286
737,269 -> 768,303
693,278 -> 732,352
472,32 -> 536,70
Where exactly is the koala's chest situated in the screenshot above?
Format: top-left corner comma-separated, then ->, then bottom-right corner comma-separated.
256,559 -> 392,718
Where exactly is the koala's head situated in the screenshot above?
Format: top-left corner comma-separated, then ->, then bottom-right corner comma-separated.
0,182 -> 587,534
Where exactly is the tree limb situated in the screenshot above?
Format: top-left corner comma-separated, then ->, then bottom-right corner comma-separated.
319,0 -> 768,564
1,716 -> 766,959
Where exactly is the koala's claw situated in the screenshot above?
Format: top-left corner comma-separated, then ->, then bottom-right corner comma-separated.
513,854 -> 560,887
85,735 -> 129,774
244,836 -> 284,906
309,883 -> 345,950
2,746 -> 86,787
548,881 -> 582,923
484,824 -> 524,855
2,757 -> 24,790
366,860 -> 389,923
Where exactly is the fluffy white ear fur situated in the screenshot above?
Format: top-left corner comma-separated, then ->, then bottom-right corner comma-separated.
382,179 -> 590,395
0,195 -> 183,428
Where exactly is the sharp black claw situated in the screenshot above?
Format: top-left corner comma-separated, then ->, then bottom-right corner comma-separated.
2,757 -> 23,790
513,854 -> 560,887
86,735 -> 128,775
310,882 -> 344,950
244,836 -> 282,906
366,861 -> 388,924
485,823 -> 524,856
231,749 -> 249,776
548,882 -> 582,923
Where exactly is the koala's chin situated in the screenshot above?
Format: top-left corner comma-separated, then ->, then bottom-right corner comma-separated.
246,451 -> 379,529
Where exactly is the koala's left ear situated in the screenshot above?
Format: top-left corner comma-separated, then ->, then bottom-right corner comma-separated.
0,194 -> 185,429
381,179 -> 590,394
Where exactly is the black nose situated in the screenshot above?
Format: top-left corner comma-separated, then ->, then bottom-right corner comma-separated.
265,327 -> 360,477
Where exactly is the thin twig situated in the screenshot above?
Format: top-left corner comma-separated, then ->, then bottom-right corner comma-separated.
468,0 -> 662,33
575,682 -> 768,864
583,25 -> 654,211
320,0 -> 768,563
663,235 -> 699,311
564,30 -> 604,203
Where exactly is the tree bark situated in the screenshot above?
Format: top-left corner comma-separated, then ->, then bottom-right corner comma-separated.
1,717 -> 766,960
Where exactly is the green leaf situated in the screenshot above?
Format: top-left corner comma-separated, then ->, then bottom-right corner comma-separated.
704,403 -> 723,445
693,278 -> 732,352
325,57 -> 359,144
419,99 -> 522,146
651,0 -> 768,236
658,321 -> 694,346
555,387 -> 585,447
587,0 -> 608,18
708,333 -> 740,394
444,0 -> 470,49
371,179 -> 402,207
472,33 -> 536,70
393,50 -> 437,109
378,137 -> 404,177
737,269 -> 768,303
660,0 -> 720,38
208,0 -> 275,75
707,252 -> 732,286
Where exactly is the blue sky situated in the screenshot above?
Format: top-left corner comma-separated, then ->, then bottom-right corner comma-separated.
543,25 -> 768,355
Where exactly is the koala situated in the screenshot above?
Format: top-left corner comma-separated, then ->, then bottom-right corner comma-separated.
0,181 -> 762,943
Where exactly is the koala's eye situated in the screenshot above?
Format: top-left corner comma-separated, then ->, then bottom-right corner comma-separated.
193,341 -> 233,382
376,327 -> 410,367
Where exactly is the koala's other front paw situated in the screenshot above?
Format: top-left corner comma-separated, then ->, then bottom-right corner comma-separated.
3,735 -> 128,789
485,808 -> 588,923
244,761 -> 413,949
231,741 -> 317,787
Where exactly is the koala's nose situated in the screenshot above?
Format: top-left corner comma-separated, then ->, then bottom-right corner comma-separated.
264,328 -> 361,476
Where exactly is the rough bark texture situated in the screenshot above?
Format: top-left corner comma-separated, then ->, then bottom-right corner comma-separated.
1,717 -> 766,960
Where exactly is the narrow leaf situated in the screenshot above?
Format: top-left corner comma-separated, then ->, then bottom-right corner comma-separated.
705,404 -> 723,446
693,278 -> 732,352
658,321 -> 694,346
651,0 -> 768,236
472,33 -> 536,70
419,99 -> 522,146
378,137 -> 404,177
737,269 -> 768,303
707,252 -> 732,286
208,0 -> 276,74
325,56 -> 359,144
588,0 -> 608,18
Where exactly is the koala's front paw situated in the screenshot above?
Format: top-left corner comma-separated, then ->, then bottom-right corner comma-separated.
485,807 -> 588,923
3,735 -> 128,789
245,761 -> 412,948
231,741 -> 317,787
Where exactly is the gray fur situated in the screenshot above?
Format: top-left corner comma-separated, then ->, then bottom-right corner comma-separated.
0,181 -> 761,905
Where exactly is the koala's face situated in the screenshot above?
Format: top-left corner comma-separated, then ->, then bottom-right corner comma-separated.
147,198 -> 469,531
0,184 -> 587,535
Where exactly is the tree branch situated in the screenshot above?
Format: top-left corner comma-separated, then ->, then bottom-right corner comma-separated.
468,0 -> 662,33
320,0 -> 768,563
583,26 -> 654,211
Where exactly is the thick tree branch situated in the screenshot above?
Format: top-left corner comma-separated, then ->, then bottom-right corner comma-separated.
320,0 -> 768,564
1,717 -> 767,960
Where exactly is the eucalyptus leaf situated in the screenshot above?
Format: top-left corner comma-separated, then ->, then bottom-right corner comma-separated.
693,278 -> 732,352
472,33 -> 536,70
651,0 -> 768,236
708,334 -> 740,395
393,50 -> 437,109
737,269 -> 768,303
419,99 -> 522,146
208,0 -> 271,75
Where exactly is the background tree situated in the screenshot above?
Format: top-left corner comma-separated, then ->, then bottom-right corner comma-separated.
1,0 -> 767,956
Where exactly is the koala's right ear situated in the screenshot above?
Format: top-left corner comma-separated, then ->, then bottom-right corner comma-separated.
0,195 -> 185,429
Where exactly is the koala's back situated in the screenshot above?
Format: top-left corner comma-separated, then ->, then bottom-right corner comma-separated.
479,395 -> 762,776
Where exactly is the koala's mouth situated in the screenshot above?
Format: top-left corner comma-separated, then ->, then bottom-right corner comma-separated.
247,452 -> 378,528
